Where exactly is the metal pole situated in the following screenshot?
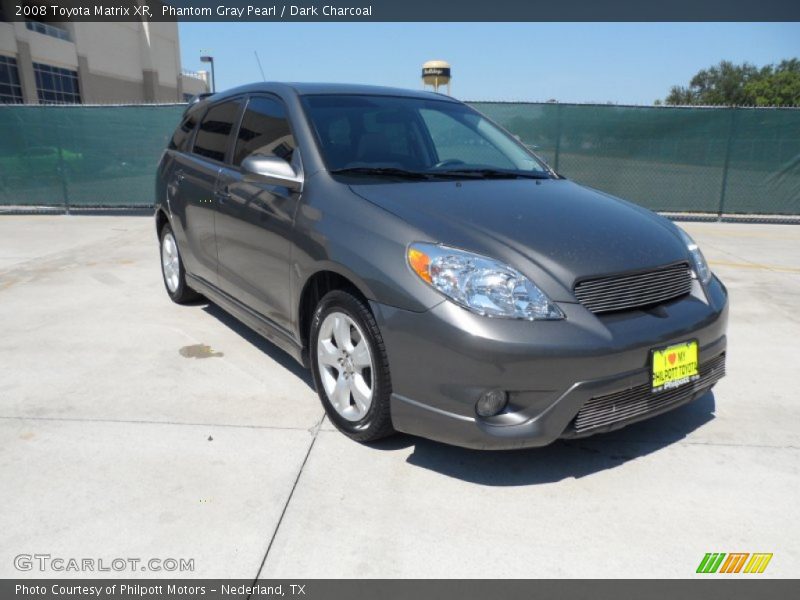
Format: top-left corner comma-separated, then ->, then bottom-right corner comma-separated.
717,107 -> 737,220
553,103 -> 563,173
54,118 -> 70,215
210,59 -> 216,93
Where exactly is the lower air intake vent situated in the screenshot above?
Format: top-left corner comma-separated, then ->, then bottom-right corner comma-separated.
570,353 -> 726,435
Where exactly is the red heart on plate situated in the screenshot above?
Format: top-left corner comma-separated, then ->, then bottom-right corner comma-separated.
668,353 -> 676,365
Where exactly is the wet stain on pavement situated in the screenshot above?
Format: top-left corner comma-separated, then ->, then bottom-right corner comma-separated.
179,344 -> 223,359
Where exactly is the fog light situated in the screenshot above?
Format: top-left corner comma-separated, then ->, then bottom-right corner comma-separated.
476,389 -> 508,417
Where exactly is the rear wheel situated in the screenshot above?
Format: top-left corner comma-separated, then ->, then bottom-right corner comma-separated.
310,290 -> 394,442
159,224 -> 199,304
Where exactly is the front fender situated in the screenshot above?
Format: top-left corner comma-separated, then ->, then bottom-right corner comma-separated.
290,183 -> 444,330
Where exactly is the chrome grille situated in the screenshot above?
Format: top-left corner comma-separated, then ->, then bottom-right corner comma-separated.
570,353 -> 726,435
574,262 -> 693,314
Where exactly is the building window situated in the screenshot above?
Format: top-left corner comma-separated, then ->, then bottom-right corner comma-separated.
25,21 -> 71,42
0,56 -> 24,104
33,63 -> 81,104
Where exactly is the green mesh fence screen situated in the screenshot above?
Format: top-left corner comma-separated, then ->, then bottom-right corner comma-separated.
474,103 -> 800,215
1,103 -> 799,214
0,105 -> 184,208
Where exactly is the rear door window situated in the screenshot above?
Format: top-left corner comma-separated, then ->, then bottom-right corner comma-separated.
232,96 -> 295,166
192,100 -> 242,163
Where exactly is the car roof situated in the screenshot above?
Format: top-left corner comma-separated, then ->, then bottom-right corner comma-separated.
201,82 -> 458,104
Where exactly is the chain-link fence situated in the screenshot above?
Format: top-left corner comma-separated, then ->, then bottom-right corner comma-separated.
1,102 -> 799,215
0,104 -> 185,209
474,102 -> 800,215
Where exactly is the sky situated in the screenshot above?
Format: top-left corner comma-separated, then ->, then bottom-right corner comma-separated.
179,22 -> 800,104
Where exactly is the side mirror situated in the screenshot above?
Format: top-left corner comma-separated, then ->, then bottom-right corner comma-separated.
241,155 -> 303,191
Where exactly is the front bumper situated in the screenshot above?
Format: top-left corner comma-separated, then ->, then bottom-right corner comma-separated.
370,276 -> 728,450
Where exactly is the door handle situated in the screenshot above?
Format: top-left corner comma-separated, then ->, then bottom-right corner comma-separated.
168,170 -> 184,197
216,185 -> 231,203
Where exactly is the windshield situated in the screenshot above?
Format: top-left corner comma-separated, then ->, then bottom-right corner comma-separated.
301,94 -> 551,178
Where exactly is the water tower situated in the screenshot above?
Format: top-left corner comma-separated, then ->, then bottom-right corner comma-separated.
422,60 -> 451,95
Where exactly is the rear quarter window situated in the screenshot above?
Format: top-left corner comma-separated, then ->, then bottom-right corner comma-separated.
169,109 -> 202,152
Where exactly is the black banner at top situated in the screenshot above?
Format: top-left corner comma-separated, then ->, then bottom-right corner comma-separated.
3,0 -> 800,22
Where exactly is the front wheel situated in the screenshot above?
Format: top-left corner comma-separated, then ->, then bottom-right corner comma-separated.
310,290 -> 394,442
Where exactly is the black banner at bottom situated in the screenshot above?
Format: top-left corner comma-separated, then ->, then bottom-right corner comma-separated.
2,579 -> 797,600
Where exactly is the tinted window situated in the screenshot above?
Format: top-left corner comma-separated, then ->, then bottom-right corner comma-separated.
169,110 -> 201,151
192,100 -> 242,162
302,94 -> 547,174
0,56 -> 23,104
420,109 -> 514,168
33,62 -> 81,104
233,96 -> 295,166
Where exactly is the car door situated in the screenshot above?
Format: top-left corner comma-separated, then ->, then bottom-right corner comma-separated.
215,94 -> 300,332
171,99 -> 243,286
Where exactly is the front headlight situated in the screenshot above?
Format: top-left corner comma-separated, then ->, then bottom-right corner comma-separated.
677,227 -> 711,284
407,243 -> 564,320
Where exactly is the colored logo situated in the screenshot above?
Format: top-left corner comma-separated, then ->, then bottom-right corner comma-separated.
697,553 -> 773,574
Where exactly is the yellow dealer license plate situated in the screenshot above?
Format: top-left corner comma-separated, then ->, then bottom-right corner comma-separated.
651,340 -> 699,392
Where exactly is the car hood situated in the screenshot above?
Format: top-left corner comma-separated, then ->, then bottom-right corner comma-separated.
348,178 -> 688,302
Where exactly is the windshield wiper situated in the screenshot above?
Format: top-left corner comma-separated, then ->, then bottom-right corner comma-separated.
330,167 -> 433,180
432,168 -> 551,180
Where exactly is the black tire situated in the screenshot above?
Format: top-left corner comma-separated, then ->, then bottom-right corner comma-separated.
310,290 -> 395,443
159,224 -> 200,304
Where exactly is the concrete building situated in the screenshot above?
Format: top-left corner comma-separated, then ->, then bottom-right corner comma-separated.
0,17 -> 209,104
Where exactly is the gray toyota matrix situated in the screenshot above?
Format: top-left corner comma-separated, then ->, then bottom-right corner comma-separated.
155,83 -> 728,449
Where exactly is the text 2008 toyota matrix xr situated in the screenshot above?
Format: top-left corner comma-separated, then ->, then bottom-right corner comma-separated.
155,83 -> 728,450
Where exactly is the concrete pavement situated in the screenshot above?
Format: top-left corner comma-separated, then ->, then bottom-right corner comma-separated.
0,216 -> 797,578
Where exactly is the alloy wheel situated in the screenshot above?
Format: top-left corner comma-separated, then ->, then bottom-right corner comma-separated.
161,232 -> 180,293
316,311 -> 374,421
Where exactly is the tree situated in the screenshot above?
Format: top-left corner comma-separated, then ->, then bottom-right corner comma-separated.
744,59 -> 800,106
663,59 -> 800,106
